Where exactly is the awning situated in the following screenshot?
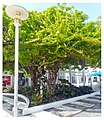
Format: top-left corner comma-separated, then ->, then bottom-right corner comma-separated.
90,71 -> 102,76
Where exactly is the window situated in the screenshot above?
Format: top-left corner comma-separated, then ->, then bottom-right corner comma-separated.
72,76 -> 77,83
93,77 -> 97,82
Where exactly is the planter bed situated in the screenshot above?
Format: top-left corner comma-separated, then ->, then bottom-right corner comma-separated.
3,84 -> 96,115
22,91 -> 99,116
20,84 -> 95,115
17,84 -> 94,107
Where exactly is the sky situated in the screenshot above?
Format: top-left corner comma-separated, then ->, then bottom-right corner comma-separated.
14,3 -> 101,22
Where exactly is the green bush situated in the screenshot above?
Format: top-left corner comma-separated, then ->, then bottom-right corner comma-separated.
31,92 -> 42,105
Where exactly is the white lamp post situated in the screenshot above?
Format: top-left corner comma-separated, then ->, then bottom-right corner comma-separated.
5,5 -> 28,117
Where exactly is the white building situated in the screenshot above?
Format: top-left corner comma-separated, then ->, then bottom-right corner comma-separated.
58,66 -> 101,87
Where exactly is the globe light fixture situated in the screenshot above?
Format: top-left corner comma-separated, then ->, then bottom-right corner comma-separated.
5,5 -> 28,117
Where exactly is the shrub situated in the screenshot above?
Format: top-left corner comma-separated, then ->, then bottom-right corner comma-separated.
3,88 -> 13,93
79,86 -> 94,95
2,82 -> 94,106
31,92 -> 42,105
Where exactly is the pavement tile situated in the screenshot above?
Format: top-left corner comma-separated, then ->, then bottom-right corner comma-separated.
73,111 -> 101,117
95,95 -> 101,97
64,101 -> 94,108
87,96 -> 101,100
46,105 -> 82,117
77,99 -> 100,104
31,111 -> 60,118
85,108 -> 101,113
85,103 -> 101,113
54,110 -> 82,117
84,98 -> 101,102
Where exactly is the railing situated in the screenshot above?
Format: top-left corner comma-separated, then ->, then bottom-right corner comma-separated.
3,93 -> 30,110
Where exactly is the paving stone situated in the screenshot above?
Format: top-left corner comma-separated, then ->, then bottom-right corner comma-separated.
48,109 -> 82,117
85,103 -> 101,113
95,94 -> 101,97
77,99 -> 100,104
87,96 -> 101,100
54,105 -> 80,111
84,98 -> 101,102
64,101 -> 94,108
73,111 -> 101,117
54,110 -> 82,117
85,108 -> 101,113
31,111 -> 60,118
94,95 -> 101,98
46,105 -> 82,117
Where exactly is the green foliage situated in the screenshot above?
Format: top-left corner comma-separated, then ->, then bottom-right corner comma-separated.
58,79 -> 71,85
3,4 -> 101,86
31,93 -> 42,105
3,85 -> 94,106
70,91 -> 76,96
3,87 -> 13,93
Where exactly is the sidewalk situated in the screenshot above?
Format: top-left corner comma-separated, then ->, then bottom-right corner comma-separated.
24,91 -> 101,117
2,92 -> 101,117
45,94 -> 101,117
1,110 -> 12,117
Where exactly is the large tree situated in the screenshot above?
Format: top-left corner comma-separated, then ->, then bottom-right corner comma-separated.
3,4 -> 101,98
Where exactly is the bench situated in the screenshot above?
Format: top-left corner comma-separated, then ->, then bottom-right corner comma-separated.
3,93 -> 30,111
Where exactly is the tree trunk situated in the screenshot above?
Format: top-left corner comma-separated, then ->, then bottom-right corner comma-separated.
30,71 -> 37,86
28,64 -> 41,87
52,73 -> 57,96
47,69 -> 52,102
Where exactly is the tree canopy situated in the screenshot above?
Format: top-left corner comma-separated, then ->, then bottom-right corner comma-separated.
3,4 -> 101,86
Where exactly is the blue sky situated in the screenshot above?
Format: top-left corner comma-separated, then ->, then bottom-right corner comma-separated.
16,3 -> 101,22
